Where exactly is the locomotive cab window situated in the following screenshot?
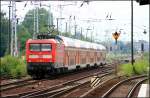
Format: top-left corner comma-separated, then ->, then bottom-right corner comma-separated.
30,44 -> 40,51
41,44 -> 51,51
29,44 -> 51,51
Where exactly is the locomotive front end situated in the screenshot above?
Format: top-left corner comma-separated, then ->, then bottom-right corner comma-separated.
26,39 -> 55,78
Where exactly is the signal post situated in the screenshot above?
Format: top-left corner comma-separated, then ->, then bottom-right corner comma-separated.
112,31 -> 120,75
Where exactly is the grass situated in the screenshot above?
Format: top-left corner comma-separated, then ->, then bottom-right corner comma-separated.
119,54 -> 149,76
0,55 -> 27,78
134,59 -> 149,74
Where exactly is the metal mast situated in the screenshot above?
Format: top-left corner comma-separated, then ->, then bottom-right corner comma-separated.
33,1 -> 39,39
59,4 -> 62,35
8,1 -> 11,54
48,4 -> 52,31
68,16 -> 71,33
36,5 -> 39,34
33,4 -> 36,39
10,1 -> 18,57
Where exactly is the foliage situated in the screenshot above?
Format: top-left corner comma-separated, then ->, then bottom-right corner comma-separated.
17,25 -> 31,53
134,59 -> 149,74
15,8 -> 54,54
120,63 -> 134,76
0,12 -> 9,57
120,58 -> 149,76
22,8 -> 53,35
0,55 -> 27,78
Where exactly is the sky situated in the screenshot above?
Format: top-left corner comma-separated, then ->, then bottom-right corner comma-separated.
1,1 -> 149,42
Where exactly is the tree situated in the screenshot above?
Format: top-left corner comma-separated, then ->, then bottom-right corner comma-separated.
0,12 -> 9,57
17,25 -> 31,54
17,8 -> 53,54
22,8 -> 53,36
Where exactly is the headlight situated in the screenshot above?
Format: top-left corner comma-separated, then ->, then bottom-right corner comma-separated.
29,55 -> 38,58
42,55 -> 52,58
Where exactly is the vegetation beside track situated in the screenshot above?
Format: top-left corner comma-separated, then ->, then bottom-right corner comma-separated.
119,52 -> 149,76
0,55 -> 27,78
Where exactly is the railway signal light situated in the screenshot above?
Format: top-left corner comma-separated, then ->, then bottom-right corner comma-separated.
143,29 -> 147,34
112,32 -> 120,44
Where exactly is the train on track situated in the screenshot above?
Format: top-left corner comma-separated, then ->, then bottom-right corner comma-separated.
26,34 -> 106,78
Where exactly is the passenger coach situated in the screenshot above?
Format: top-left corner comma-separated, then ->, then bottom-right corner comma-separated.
26,35 -> 106,78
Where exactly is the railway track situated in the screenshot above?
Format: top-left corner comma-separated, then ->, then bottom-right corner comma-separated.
20,69 -> 114,98
0,78 -> 43,92
80,75 -> 147,98
102,75 -> 148,98
1,67 -> 114,98
0,78 -> 31,87
0,61 -> 122,98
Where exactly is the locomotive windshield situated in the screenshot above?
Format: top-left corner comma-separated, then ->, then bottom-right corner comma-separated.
30,44 -> 51,51
30,44 -> 40,51
41,44 -> 51,51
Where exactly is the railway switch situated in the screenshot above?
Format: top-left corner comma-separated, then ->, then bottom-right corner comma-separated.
91,75 -> 101,88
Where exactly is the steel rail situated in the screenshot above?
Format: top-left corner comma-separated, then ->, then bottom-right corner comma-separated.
101,75 -> 147,98
0,78 -> 31,87
48,81 -> 89,98
127,78 -> 148,98
0,79 -> 42,92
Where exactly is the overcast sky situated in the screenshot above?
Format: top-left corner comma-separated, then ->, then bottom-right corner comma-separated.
1,1 -> 149,42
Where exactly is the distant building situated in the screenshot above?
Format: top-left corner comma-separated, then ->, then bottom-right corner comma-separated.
134,40 -> 149,52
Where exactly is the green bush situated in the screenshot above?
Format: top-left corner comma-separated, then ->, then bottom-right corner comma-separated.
0,55 -> 27,78
120,59 -> 149,76
134,59 -> 149,74
120,63 -> 134,76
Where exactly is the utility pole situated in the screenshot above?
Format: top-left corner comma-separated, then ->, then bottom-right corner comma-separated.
33,1 -> 39,39
40,4 -> 53,33
69,15 -> 71,33
91,26 -> 94,42
33,3 -> 36,39
80,27 -> 82,40
36,7 -> 39,34
131,0 -> 134,65
86,29 -> 88,40
74,16 -> 77,38
8,2 -> 11,54
58,3 -> 75,33
65,22 -> 68,33
56,18 -> 65,35
10,1 -> 18,57
74,25 -> 77,38
56,18 -> 59,34
86,28 -> 91,40
91,31 -> 93,42
48,5 -> 52,31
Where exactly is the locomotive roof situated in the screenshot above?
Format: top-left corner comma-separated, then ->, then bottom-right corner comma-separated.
59,36 -> 106,50
27,39 -> 56,44
27,35 -> 106,50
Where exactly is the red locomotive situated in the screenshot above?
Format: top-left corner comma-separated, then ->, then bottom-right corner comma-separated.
26,34 -> 106,78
